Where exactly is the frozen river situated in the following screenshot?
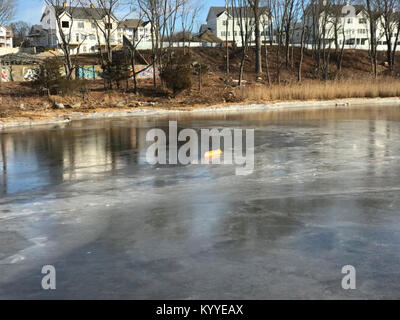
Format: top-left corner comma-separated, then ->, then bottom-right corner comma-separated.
1,105 -> 400,299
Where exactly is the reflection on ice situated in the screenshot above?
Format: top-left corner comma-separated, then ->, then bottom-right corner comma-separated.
1,105 -> 400,299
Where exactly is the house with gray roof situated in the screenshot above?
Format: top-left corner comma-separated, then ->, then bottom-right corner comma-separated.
205,6 -> 271,46
302,2 -> 400,51
117,19 -> 152,45
29,2 -> 134,54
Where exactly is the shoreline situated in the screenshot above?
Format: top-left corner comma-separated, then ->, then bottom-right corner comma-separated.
1,96 -> 400,131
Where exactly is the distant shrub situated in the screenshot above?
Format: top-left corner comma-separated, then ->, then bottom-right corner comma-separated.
101,59 -> 131,90
32,58 -> 89,96
160,52 -> 192,96
33,57 -> 64,94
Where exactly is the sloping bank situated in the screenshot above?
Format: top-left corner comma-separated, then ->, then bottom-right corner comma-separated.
1,97 -> 400,131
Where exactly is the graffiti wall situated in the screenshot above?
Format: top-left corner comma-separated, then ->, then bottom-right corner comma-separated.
0,66 -> 11,82
0,64 -> 159,82
0,65 -> 39,82
76,65 -> 103,80
134,65 -> 160,79
23,67 -> 38,81
76,65 -> 160,80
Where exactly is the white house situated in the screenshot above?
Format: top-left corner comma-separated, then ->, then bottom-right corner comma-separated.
117,19 -> 152,46
28,3 -> 156,53
205,6 -> 272,46
0,26 -> 13,48
302,2 -> 400,51
30,2 -> 120,54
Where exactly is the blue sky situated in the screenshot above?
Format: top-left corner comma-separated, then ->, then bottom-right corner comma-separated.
13,0 -> 227,26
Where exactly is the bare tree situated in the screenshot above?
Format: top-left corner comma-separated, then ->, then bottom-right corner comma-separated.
121,13 -> 151,94
305,0 -> 336,79
80,0 -> 128,88
261,6 -> 272,84
363,0 -> 380,77
271,0 -> 288,84
283,0 -> 296,68
44,0 -> 81,79
179,0 -> 201,54
225,0 -> 230,74
331,0 -> 347,74
0,0 -> 15,26
377,0 -> 400,72
298,0 -> 310,82
10,21 -> 31,47
137,0 -> 185,87
233,0 -> 254,85
248,0 -> 263,74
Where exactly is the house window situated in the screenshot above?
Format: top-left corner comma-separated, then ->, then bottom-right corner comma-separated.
347,18 -> 353,24
222,20 -> 227,26
91,23 -> 96,29
359,18 -> 366,24
62,21 -> 69,28
76,33 -> 79,42
47,19 -> 50,24
105,23 -> 113,29
78,22 -> 84,29
221,31 -> 225,36
89,34 -> 96,40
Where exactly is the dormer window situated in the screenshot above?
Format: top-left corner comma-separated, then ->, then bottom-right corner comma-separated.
105,23 -> 113,29
62,21 -> 69,28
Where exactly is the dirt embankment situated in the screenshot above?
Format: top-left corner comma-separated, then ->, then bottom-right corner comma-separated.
1,46 -> 400,124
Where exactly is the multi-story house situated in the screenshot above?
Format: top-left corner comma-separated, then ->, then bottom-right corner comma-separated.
0,26 -> 13,48
205,6 -> 272,46
117,19 -> 152,46
27,25 -> 53,47
302,2 -> 399,51
30,2 -> 120,54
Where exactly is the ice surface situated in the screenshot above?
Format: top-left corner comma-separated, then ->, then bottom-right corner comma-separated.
1,105 -> 400,299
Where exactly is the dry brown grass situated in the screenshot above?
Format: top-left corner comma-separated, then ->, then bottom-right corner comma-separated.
237,78 -> 400,102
